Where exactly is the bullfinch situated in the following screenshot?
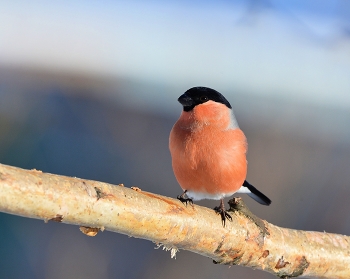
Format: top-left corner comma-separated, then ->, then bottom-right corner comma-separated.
169,87 -> 271,225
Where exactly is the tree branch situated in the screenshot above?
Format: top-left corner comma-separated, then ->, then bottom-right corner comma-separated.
0,163 -> 349,278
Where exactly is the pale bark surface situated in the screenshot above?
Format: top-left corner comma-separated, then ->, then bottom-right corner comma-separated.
0,163 -> 349,278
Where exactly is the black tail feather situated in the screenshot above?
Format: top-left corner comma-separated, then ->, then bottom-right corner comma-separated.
243,180 -> 271,205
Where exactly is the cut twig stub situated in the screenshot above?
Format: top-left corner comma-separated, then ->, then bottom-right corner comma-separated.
79,226 -> 100,237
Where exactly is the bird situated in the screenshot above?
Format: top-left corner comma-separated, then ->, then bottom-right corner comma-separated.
169,86 -> 271,226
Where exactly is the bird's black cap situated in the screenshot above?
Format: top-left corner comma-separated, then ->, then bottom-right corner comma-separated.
178,87 -> 232,112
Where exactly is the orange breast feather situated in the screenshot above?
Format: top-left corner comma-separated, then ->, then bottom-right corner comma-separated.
169,102 -> 247,198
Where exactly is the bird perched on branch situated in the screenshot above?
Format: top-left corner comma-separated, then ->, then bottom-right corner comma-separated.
169,87 -> 271,226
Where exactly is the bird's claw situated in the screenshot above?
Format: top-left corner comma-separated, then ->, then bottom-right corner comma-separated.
177,195 -> 193,206
214,206 -> 232,227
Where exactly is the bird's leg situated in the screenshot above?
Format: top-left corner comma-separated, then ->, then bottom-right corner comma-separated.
177,190 -> 193,206
214,199 -> 232,227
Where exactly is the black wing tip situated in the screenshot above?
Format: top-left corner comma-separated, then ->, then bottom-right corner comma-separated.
243,180 -> 272,206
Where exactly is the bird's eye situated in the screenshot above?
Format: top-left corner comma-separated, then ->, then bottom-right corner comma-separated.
200,96 -> 208,102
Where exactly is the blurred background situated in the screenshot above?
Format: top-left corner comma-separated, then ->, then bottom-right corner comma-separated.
1,0 -> 350,278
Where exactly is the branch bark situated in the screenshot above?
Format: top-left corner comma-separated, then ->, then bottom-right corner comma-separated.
0,163 -> 349,278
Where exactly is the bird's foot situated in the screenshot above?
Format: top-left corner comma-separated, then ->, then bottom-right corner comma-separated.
177,190 -> 193,207
214,199 -> 232,227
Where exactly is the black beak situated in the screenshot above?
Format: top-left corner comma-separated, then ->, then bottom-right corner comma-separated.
178,93 -> 193,107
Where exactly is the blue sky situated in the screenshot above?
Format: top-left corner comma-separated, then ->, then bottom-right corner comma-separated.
1,0 -> 349,109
